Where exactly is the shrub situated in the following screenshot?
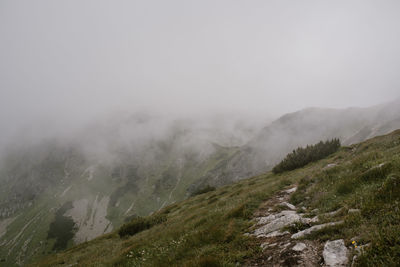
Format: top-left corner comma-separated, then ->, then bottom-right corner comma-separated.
272,139 -> 341,174
118,214 -> 167,238
192,185 -> 216,196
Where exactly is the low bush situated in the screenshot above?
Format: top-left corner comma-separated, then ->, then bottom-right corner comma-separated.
272,139 -> 340,174
118,214 -> 167,238
192,185 -> 216,196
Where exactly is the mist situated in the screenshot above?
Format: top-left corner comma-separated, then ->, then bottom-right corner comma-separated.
1,0 -> 400,149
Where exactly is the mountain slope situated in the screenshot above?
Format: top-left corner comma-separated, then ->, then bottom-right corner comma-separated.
1,100 -> 400,266
34,129 -> 400,266
0,134 -> 239,266
196,99 -> 400,186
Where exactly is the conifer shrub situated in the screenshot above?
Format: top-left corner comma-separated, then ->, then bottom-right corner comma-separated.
118,214 -> 166,238
191,185 -> 216,196
272,139 -> 341,174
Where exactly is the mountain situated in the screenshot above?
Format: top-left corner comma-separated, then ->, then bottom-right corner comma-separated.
1,100 -> 400,266
35,129 -> 400,266
194,99 -> 400,187
0,115 -> 256,266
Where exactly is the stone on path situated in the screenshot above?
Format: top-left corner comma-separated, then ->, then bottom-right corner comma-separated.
266,230 -> 289,238
292,242 -> 307,252
323,239 -> 348,266
284,187 -> 297,194
291,221 -> 344,239
253,210 -> 303,237
281,202 -> 296,210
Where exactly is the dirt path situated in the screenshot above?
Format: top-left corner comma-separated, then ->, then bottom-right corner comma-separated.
245,187 -> 323,267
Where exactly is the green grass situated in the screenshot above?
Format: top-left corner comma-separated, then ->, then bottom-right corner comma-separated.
290,130 -> 400,266
33,130 -> 400,267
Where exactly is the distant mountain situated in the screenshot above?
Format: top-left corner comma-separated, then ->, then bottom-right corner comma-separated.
194,99 -> 400,187
1,99 -> 400,266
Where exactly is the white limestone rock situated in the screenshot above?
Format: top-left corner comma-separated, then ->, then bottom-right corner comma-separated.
291,221 -> 344,239
266,230 -> 290,238
292,242 -> 307,252
253,210 -> 302,237
281,202 -> 296,210
284,187 -> 298,194
323,239 -> 348,266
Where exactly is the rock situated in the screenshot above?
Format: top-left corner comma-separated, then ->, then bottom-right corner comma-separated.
256,214 -> 276,225
302,215 -> 319,224
377,163 -> 386,168
324,208 -> 344,217
291,221 -> 344,239
348,209 -> 360,214
266,230 -> 290,238
323,239 -> 348,266
351,255 -> 358,267
292,242 -> 307,252
253,211 -> 303,237
284,187 -> 297,194
324,163 -> 337,169
354,243 -> 370,255
281,202 -> 296,210
261,242 -> 277,250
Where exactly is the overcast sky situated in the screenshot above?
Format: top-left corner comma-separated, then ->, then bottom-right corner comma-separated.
1,0 -> 400,139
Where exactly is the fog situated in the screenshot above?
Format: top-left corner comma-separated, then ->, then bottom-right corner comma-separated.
1,0 -> 400,150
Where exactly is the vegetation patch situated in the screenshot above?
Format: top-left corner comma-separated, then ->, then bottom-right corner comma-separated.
47,202 -> 76,251
118,213 -> 167,238
191,185 -> 216,196
272,138 -> 340,174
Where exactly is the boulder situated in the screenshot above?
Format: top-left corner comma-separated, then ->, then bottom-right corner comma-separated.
323,239 -> 348,266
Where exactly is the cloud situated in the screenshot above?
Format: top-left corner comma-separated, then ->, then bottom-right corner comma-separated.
0,0 -> 399,146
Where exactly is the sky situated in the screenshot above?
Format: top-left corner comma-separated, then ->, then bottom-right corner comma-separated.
1,0 -> 400,141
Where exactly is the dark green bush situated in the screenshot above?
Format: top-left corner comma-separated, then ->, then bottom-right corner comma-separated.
192,185 -> 216,196
272,139 -> 341,174
47,202 -> 76,251
118,214 -> 167,238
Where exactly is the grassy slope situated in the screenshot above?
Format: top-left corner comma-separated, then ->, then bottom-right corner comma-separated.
34,130 -> 400,267
0,144 -> 239,266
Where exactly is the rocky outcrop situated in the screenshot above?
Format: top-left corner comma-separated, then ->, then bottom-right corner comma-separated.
254,210 -> 302,237
247,186 -> 352,266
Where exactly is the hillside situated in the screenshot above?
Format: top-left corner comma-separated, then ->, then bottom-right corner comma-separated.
196,99 -> 400,187
1,101 -> 400,266
0,121 -> 242,266
33,129 -> 400,266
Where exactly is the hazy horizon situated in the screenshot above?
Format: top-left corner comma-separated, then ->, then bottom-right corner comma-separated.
1,0 -> 400,145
